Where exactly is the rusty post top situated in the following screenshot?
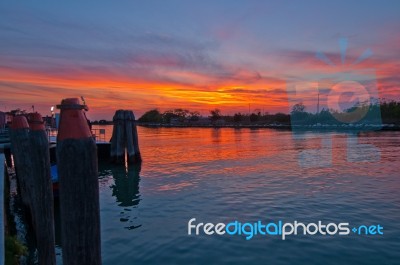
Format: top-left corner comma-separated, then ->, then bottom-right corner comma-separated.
57,98 -> 92,141
11,115 -> 29,130
56,98 -> 89,111
27,112 -> 45,131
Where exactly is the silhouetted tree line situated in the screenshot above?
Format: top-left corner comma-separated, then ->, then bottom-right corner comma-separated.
379,100 -> 400,123
138,109 -> 200,123
138,100 -> 400,126
138,108 -> 290,125
290,100 -> 400,125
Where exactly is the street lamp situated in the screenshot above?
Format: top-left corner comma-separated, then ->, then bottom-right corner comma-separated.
50,106 -> 55,128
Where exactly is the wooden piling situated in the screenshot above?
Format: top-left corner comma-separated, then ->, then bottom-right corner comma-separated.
56,98 -> 101,265
124,110 -> 136,164
111,110 -> 141,164
110,110 -> 125,164
131,112 -> 142,163
9,116 -> 31,207
10,116 -> 57,263
27,112 -> 56,265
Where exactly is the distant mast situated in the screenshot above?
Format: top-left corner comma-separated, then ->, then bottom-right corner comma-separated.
317,88 -> 320,114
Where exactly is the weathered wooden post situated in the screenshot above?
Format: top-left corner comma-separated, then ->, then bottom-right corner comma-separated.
124,110 -> 136,164
111,109 -> 141,164
27,112 -> 56,265
9,116 -> 31,206
56,98 -> 101,265
110,110 -> 125,164
131,111 -> 142,163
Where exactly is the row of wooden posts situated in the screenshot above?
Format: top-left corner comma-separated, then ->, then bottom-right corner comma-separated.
9,98 -> 141,265
110,109 -> 142,164
10,113 -> 57,265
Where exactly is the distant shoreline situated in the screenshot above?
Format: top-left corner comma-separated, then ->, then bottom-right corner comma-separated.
133,123 -> 400,131
90,121 -> 400,131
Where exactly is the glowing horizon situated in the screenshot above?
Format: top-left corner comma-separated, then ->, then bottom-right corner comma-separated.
0,1 -> 399,120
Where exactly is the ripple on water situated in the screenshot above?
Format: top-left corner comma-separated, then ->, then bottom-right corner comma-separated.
84,127 -> 400,265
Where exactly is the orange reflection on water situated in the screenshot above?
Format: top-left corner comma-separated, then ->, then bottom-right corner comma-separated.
94,125 -> 400,196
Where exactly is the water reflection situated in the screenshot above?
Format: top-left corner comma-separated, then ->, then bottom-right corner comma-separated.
290,131 -> 384,167
91,126 -> 400,264
110,163 -> 142,230
110,164 -> 141,207
211,128 -> 221,143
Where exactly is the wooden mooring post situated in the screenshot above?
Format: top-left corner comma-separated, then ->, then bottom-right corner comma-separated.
110,110 -> 125,164
111,110 -> 141,164
10,114 -> 56,264
125,110 -> 142,164
27,112 -> 56,265
56,98 -> 101,265
9,116 -> 32,207
131,111 -> 141,163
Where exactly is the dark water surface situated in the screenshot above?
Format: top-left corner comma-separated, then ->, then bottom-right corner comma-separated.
55,126 -> 400,265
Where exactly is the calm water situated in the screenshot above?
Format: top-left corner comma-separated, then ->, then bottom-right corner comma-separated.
58,126 -> 400,265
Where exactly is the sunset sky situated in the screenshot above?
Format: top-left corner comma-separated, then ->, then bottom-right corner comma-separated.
0,0 -> 399,120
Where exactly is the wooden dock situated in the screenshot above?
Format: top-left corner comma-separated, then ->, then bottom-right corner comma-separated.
1,128 -> 110,163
